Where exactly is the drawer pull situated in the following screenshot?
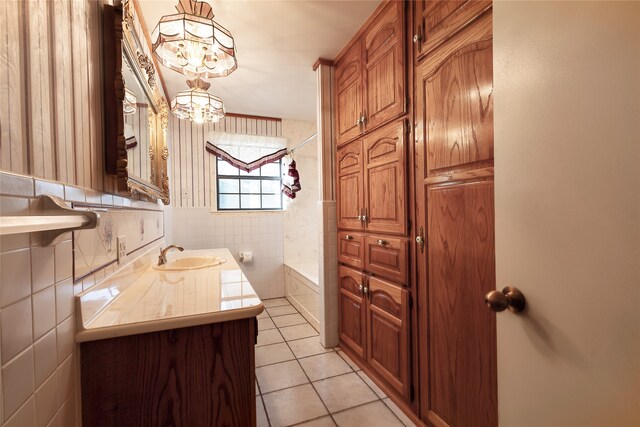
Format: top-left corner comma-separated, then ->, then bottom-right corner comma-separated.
345,235 -> 353,240
359,283 -> 363,293
376,239 -> 388,246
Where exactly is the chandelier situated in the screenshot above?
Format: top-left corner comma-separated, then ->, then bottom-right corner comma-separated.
151,0 -> 237,78
123,88 -> 137,115
171,78 -> 225,124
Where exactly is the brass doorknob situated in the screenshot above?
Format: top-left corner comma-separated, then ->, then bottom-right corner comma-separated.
485,286 -> 526,313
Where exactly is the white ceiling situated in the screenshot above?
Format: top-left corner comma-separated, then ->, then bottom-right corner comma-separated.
136,0 -> 381,121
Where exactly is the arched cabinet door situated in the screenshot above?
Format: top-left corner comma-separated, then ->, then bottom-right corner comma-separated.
339,266 -> 366,358
336,139 -> 364,230
366,275 -> 410,400
363,0 -> 405,131
335,41 -> 364,146
363,119 -> 407,235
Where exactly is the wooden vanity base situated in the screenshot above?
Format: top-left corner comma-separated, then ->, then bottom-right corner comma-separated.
81,318 -> 257,427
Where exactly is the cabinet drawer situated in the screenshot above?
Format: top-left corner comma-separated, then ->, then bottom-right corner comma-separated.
338,232 -> 364,269
364,235 -> 408,284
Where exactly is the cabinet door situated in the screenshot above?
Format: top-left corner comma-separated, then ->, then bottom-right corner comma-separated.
414,0 -> 491,61
363,0 -> 405,131
338,231 -> 364,270
335,41 -> 363,146
339,266 -> 366,358
337,139 -> 364,230
366,275 -> 410,399
363,120 -> 406,235
364,235 -> 408,284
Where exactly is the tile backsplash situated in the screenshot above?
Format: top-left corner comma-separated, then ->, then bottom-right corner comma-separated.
0,170 -> 164,426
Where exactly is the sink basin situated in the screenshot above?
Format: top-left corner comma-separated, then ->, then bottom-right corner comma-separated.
153,256 -> 226,271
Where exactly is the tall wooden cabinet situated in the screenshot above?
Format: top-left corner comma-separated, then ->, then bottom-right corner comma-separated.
335,0 -> 406,147
334,1 -> 496,425
334,0 -> 412,411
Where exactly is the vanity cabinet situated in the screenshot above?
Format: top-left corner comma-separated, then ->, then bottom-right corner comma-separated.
336,119 -> 407,236
335,0 -> 406,147
81,318 -> 257,427
339,266 -> 410,400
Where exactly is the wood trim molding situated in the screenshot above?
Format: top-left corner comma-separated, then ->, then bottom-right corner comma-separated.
313,57 -> 333,71
224,112 -> 282,122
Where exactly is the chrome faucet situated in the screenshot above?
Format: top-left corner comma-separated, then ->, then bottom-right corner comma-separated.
158,245 -> 184,266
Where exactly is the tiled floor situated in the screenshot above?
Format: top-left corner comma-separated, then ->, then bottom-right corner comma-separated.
255,298 -> 416,427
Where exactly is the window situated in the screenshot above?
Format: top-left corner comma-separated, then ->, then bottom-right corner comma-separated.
216,157 -> 283,210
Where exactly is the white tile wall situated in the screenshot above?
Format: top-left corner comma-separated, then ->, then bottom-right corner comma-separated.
0,170 -> 164,426
168,207 -> 285,299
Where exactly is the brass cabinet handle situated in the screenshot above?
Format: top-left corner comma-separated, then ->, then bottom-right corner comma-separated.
485,286 -> 526,313
363,286 -> 368,296
345,235 -> 353,240
376,239 -> 388,246
361,208 -> 367,223
359,283 -> 363,293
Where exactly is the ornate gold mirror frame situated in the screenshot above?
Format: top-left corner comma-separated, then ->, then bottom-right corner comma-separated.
103,0 -> 170,204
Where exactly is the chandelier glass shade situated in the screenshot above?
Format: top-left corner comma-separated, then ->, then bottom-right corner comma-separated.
151,0 -> 237,78
123,87 -> 137,115
171,78 -> 225,124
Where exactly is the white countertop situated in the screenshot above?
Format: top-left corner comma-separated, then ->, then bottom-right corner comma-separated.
75,247 -> 264,342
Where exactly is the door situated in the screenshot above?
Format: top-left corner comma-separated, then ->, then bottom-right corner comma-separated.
415,7 -> 495,427
336,139 -> 364,230
366,275 -> 410,400
364,234 -> 409,285
339,266 -> 366,358
494,2 -> 640,426
335,41 -> 363,146
363,0 -> 405,131
413,0 -> 491,61
363,120 -> 407,235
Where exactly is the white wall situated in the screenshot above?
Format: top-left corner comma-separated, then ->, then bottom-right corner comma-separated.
282,119 -> 318,267
494,2 -> 640,426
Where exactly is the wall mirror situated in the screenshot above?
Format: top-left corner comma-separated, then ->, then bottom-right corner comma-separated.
103,0 -> 170,204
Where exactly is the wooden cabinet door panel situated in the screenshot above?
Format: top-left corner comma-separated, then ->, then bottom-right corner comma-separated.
338,232 -> 364,269
363,0 -> 405,131
336,41 -> 363,146
364,235 -> 408,284
414,0 -> 491,61
339,266 -> 366,358
425,181 -> 497,427
363,120 -> 406,234
422,12 -> 493,175
337,140 -> 364,230
366,275 -> 410,399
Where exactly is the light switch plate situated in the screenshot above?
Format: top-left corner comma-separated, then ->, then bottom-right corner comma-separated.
117,235 -> 127,265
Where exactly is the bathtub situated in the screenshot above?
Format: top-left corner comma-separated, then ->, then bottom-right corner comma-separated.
285,261 -> 319,331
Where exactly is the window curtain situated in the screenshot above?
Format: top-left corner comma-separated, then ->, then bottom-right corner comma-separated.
205,131 -> 289,172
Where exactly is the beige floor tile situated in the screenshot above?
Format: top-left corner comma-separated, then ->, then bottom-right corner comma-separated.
356,371 -> 386,399
257,310 -> 270,319
299,352 -> 352,381
313,373 -> 378,413
280,324 -> 318,341
262,384 -> 328,427
272,313 -> 307,328
295,416 -> 336,426
288,336 -> 334,359
255,342 -> 296,367
257,396 -> 269,427
263,298 -> 291,308
333,401 -> 403,427
383,398 -> 417,426
256,328 -> 284,347
336,350 -> 360,371
256,360 -> 308,393
266,305 -> 298,317
258,317 -> 276,331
